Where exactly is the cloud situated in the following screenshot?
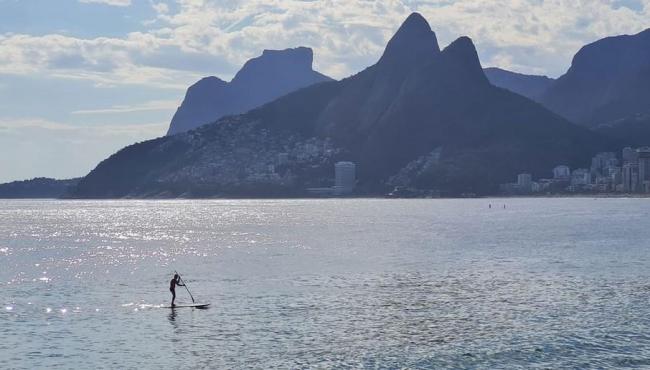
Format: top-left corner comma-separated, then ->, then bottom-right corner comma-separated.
0,118 -> 75,131
415,0 -> 650,75
1,0 -> 649,88
151,2 -> 170,14
0,32 -> 205,89
71,99 -> 179,114
0,117 -> 166,135
78,0 -> 132,6
0,117 -> 167,182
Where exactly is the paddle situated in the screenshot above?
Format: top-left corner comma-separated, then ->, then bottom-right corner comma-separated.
174,270 -> 195,303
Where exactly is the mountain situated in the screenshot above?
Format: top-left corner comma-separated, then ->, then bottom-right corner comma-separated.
594,113 -> 650,147
484,67 -> 554,101
166,47 -> 332,135
0,178 -> 80,198
540,29 -> 650,128
71,13 -> 611,198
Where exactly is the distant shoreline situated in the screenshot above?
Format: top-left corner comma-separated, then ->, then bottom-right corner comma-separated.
2,194 -> 650,201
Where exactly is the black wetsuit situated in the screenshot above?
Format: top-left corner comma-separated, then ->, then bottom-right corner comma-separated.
170,277 -> 182,305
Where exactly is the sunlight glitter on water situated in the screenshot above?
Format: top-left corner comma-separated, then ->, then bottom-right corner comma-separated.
2,199 -> 650,368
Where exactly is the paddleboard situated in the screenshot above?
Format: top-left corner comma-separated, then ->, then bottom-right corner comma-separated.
161,303 -> 210,309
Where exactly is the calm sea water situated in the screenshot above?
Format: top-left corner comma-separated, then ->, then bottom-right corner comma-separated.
2,198 -> 650,369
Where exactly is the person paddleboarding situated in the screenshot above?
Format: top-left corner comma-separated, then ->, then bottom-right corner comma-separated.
169,273 -> 185,307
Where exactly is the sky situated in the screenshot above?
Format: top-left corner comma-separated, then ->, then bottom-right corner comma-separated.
0,0 -> 649,183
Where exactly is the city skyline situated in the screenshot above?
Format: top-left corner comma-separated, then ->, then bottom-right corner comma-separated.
502,146 -> 650,195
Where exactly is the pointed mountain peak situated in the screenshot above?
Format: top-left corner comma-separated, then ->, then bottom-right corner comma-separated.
443,36 -> 475,54
441,36 -> 488,83
378,12 -> 440,66
399,12 -> 433,36
443,37 -> 480,62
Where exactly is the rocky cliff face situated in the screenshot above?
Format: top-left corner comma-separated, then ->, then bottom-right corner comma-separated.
166,47 -> 332,135
540,29 -> 650,127
71,13 -> 611,198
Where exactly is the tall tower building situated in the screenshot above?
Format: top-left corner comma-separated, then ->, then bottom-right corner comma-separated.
591,152 -> 617,176
517,173 -> 532,192
623,162 -> 640,193
637,147 -> 650,192
623,147 -> 639,164
334,162 -> 356,194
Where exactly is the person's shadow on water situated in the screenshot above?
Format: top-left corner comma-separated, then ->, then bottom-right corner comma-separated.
168,308 -> 179,331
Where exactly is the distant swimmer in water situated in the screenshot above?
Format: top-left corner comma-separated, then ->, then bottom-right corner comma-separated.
169,274 -> 185,307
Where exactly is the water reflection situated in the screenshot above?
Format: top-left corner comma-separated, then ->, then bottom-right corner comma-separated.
168,308 -> 178,330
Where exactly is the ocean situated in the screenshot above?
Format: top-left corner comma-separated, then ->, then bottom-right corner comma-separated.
2,198 -> 650,368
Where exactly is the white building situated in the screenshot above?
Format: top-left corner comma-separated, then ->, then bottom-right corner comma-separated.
571,168 -> 591,186
334,161 -> 356,194
515,173 -> 532,193
553,165 -> 571,180
608,166 -> 622,186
